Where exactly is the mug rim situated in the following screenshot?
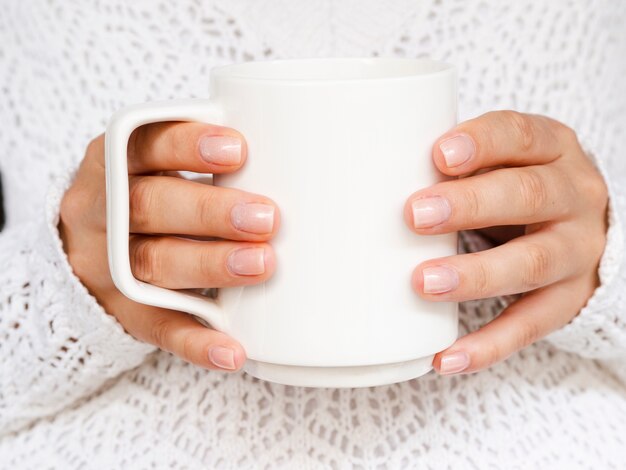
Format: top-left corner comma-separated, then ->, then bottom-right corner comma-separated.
211,57 -> 455,84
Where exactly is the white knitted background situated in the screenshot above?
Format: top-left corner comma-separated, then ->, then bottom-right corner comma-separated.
0,1 -> 625,468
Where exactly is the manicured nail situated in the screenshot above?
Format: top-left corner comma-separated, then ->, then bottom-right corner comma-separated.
227,247 -> 265,276
423,265 -> 459,294
439,134 -> 475,167
199,135 -> 242,165
231,203 -> 275,234
412,196 -> 451,228
439,351 -> 470,374
209,346 -> 236,370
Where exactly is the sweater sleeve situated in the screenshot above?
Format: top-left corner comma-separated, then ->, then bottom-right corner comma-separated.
0,166 -> 156,436
543,152 -> 626,360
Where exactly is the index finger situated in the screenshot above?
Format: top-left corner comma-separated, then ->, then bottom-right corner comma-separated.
127,121 -> 247,174
432,111 -> 577,176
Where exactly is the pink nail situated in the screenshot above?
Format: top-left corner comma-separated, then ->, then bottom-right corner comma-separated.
209,346 -> 236,370
411,196 -> 451,228
231,203 -> 275,234
227,248 -> 266,276
422,265 -> 459,294
439,134 -> 475,167
439,351 -> 470,374
199,135 -> 242,165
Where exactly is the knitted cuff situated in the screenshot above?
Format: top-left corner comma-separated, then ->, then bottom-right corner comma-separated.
42,164 -> 157,371
543,151 -> 626,358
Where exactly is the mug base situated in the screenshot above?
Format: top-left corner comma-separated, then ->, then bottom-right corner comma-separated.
242,355 -> 435,388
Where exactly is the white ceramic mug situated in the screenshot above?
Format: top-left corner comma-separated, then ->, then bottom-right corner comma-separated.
106,58 -> 458,388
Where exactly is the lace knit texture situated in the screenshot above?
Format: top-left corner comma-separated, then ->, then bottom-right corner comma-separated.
1,1 -> 625,468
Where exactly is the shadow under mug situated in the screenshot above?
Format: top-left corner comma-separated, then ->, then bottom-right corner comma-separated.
105,58 -> 458,388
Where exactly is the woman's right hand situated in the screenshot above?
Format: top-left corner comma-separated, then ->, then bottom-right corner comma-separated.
58,122 -> 280,371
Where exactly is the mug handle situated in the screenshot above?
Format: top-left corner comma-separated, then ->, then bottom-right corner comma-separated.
105,99 -> 229,331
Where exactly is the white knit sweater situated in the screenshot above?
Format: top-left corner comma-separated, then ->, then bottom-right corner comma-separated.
1,1 -> 625,468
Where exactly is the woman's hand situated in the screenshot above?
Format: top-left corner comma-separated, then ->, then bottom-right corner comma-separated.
59,122 -> 280,371
404,111 -> 609,375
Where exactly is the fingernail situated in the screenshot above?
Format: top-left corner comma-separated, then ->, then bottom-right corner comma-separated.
412,196 -> 451,228
209,346 -> 236,370
199,135 -> 242,165
423,265 -> 459,294
227,247 -> 266,276
231,203 -> 275,234
439,351 -> 470,375
439,134 -> 475,167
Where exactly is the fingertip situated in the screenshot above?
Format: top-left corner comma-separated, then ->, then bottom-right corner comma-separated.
229,198 -> 280,241
207,342 -> 248,371
434,348 -> 471,375
431,136 -> 453,174
412,262 -> 461,300
233,347 -> 248,370
432,132 -> 477,175
224,125 -> 249,166
411,265 -> 425,294
261,243 -> 277,278
263,197 -> 282,237
224,244 -> 268,279
403,197 -> 417,232
196,124 -> 248,172
405,192 -> 453,234
431,351 -> 443,371
225,343 -> 249,371
225,242 -> 277,282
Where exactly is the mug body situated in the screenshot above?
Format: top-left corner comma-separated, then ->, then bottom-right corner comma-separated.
209,59 -> 458,386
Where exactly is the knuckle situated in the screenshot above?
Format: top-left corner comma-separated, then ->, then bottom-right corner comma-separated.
461,185 -> 483,223
60,185 -> 90,228
467,114 -> 494,154
514,316 -> 541,350
522,243 -> 552,289
129,177 -> 157,230
591,176 -> 609,209
470,254 -> 492,298
181,334 -> 198,363
503,111 -> 535,152
130,238 -> 163,284
549,167 -> 576,219
150,316 -> 171,350
593,229 -> 608,258
172,123 -> 195,149
579,169 -> 609,211
481,341 -> 502,369
195,190 -> 218,230
167,124 -> 194,167
67,250 -> 94,284
555,121 -> 579,147
128,126 -> 147,162
85,135 -> 104,162
199,246 -> 220,281
516,168 -> 548,217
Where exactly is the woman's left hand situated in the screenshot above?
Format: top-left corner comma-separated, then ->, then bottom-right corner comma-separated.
404,111 -> 609,375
